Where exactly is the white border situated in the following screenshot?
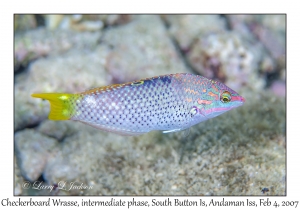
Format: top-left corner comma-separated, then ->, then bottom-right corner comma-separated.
2,0 -> 297,209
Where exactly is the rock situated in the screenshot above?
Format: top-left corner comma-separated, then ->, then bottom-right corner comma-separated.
44,14 -> 134,30
45,14 -> 104,32
14,156 -> 24,195
101,15 -> 190,84
37,121 -> 77,142
227,15 -> 258,41
45,15 -> 65,29
37,120 -> 97,141
15,129 -> 58,181
270,81 -> 285,97
105,14 -> 135,26
260,15 -> 286,35
40,129 -> 172,195
164,15 -> 226,51
14,28 -> 101,70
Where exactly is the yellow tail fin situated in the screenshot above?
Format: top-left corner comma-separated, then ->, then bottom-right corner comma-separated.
31,93 -> 77,120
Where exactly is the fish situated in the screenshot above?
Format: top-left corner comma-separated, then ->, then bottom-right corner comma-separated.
31,73 -> 245,136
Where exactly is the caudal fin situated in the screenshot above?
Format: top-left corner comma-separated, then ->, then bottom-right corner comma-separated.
31,93 -> 77,120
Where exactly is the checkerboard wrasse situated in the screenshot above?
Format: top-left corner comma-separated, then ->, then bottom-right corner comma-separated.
31,73 -> 245,136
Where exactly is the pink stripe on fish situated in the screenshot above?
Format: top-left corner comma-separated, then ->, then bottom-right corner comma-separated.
231,96 -> 245,102
197,99 -> 212,105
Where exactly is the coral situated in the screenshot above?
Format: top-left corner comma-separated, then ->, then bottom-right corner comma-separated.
227,15 -> 286,94
187,32 -> 265,92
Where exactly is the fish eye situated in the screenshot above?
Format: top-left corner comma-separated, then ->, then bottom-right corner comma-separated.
220,91 -> 231,103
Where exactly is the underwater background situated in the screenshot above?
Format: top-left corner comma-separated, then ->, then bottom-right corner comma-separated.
14,14 -> 285,195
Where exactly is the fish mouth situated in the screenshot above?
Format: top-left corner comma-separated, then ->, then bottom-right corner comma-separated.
240,96 -> 246,103
231,95 -> 245,106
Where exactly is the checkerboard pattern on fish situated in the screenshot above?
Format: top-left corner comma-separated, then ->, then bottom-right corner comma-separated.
32,73 -> 245,136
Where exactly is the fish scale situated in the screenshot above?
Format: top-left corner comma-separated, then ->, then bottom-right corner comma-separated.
73,75 -> 187,134
31,73 -> 245,136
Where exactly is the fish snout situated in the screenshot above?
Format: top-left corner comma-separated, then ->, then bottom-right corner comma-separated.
240,96 -> 245,103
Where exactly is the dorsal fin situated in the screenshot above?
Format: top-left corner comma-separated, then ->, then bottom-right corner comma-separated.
80,82 -> 131,95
